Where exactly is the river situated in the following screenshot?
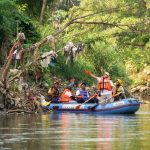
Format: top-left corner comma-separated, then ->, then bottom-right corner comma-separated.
0,104 -> 150,150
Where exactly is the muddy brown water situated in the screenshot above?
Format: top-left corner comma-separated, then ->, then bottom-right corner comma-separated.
0,102 -> 150,150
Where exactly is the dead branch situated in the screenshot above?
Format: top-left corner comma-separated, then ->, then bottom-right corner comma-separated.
7,109 -> 34,114
72,21 -> 133,27
8,70 -> 22,83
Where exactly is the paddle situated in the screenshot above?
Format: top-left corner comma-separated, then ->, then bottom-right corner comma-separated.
83,70 -> 92,76
88,103 -> 99,111
139,101 -> 148,104
75,95 -> 95,109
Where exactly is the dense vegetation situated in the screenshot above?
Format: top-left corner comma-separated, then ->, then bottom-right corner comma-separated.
0,0 -> 150,88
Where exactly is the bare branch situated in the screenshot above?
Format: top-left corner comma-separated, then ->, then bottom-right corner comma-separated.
72,21 -> 133,27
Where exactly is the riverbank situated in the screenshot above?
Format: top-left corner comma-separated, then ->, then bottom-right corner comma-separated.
1,80 -> 150,114
1,69 -> 150,114
130,85 -> 150,102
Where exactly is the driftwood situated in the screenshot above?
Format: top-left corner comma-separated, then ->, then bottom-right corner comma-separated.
7,109 -> 34,114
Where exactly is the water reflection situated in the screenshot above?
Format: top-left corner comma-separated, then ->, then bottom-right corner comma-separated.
0,104 -> 150,150
49,113 -> 148,150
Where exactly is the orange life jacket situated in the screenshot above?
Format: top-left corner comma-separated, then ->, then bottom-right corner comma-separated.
60,89 -> 72,102
98,76 -> 112,91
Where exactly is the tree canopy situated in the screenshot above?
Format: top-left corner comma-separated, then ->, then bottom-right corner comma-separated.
0,0 -> 150,86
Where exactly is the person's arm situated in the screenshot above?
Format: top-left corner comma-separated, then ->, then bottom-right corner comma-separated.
75,90 -> 80,96
90,73 -> 99,80
76,90 -> 83,99
48,88 -> 52,94
84,70 -> 98,80
87,92 -> 90,99
48,87 -> 55,96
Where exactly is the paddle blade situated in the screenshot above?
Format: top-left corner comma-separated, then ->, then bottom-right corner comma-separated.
83,70 -> 92,76
88,104 -> 98,111
75,105 -> 81,109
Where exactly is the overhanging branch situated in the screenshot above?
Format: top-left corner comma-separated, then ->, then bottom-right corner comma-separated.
72,21 -> 133,28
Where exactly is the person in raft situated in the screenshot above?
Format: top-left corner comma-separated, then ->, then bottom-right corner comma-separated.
113,79 -> 126,101
75,82 -> 90,103
75,82 -> 98,103
60,85 -> 76,103
84,70 -> 115,103
48,81 -> 60,103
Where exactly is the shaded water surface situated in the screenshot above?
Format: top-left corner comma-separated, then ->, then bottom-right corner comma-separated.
0,104 -> 150,150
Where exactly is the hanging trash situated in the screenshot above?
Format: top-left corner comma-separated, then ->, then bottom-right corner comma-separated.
40,51 -> 57,68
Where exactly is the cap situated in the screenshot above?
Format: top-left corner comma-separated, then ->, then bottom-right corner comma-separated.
80,82 -> 86,86
104,72 -> 110,76
116,79 -> 123,85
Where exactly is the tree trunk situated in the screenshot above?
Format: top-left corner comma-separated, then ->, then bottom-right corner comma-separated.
39,0 -> 47,24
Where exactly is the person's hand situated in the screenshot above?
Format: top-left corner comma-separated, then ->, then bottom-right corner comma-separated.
112,92 -> 121,97
77,95 -> 83,99
83,70 -> 92,76
93,93 -> 97,98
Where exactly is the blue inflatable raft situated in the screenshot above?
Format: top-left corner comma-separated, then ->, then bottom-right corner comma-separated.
44,98 -> 140,114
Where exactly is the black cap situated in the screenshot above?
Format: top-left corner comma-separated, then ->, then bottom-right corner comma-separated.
81,82 -> 86,86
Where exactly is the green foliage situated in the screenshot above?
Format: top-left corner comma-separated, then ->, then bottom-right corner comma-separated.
120,47 -> 150,71
37,24 -> 54,37
0,0 -> 40,44
0,0 -> 41,67
16,0 -> 42,18
58,0 -> 150,86
0,0 -> 18,65
19,19 -> 41,43
46,53 -> 95,85
0,0 -> 18,41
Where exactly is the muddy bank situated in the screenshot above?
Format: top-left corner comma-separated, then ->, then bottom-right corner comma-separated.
1,74 -> 150,114
130,85 -> 150,101
0,75 -> 67,114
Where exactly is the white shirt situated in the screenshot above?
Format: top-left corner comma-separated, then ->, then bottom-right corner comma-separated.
120,86 -> 125,93
76,89 -> 90,98
96,77 -> 114,95
64,91 -> 72,97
